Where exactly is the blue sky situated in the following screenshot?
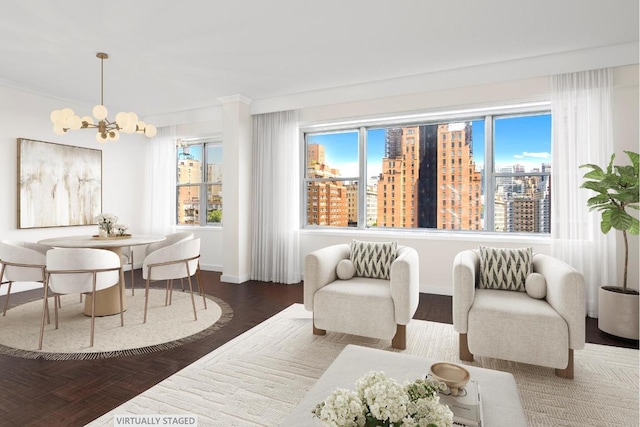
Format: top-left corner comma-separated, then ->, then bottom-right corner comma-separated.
307,114 -> 551,176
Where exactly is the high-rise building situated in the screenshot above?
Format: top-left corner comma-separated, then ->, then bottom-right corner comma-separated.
436,123 -> 482,230
306,143 -> 348,226
366,178 -> 378,226
377,127 -> 420,227
177,153 -> 201,224
377,123 -> 482,230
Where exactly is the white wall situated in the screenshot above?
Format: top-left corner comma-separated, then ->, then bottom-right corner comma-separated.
1,64 -> 637,296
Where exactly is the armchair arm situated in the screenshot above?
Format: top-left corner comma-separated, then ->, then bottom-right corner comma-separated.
389,246 -> 419,325
452,250 -> 479,333
303,244 -> 350,311
533,254 -> 586,350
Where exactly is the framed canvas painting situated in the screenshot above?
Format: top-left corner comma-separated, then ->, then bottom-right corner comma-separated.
17,138 -> 102,228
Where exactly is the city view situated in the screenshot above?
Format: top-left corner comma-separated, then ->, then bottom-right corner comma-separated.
176,143 -> 223,225
306,114 -> 551,232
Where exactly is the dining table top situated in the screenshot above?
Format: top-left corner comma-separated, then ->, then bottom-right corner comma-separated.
38,234 -> 166,249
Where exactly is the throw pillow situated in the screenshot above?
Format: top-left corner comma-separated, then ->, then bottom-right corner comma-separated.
336,259 -> 355,280
525,273 -> 547,299
350,240 -> 397,280
479,246 -> 532,291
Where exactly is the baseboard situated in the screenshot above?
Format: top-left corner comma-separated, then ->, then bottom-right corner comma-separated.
220,274 -> 251,284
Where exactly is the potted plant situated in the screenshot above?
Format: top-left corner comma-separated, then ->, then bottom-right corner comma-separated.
581,150 -> 639,340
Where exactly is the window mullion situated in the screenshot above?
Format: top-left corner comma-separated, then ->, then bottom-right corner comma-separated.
358,127 -> 366,228
484,115 -> 494,232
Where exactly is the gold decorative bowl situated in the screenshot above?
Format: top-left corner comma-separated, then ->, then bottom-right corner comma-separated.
430,362 -> 470,396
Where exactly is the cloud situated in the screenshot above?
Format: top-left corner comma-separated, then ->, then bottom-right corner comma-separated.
513,154 -> 524,159
522,151 -> 550,159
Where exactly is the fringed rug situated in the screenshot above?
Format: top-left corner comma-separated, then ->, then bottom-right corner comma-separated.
87,303 -> 639,427
0,289 -> 233,360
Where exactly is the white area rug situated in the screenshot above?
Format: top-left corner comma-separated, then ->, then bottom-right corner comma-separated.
87,304 -> 639,427
0,289 -> 232,359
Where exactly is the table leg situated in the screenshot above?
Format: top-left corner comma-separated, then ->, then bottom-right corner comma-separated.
83,247 -> 128,316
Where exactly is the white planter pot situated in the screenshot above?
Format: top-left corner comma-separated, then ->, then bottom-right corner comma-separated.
598,286 -> 639,340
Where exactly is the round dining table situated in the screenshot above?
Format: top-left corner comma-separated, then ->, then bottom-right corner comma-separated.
38,234 -> 165,316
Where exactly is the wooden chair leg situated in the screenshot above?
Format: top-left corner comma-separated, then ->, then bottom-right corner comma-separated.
392,324 -> 406,350
312,315 -> 326,335
555,349 -> 574,379
459,333 -> 474,361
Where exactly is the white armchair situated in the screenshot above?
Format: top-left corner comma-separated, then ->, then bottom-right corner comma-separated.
304,243 -> 419,349
453,249 -> 585,378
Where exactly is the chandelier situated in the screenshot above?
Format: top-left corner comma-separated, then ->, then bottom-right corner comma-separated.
50,52 -> 157,142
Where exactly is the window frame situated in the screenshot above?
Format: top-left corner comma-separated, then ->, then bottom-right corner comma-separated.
176,136 -> 223,227
301,101 -> 551,234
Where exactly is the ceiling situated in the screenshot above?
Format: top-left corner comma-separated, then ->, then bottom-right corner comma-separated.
1,1 -> 637,120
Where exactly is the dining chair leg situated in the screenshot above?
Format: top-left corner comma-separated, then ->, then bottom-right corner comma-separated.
130,250 -> 135,296
118,275 -> 124,327
2,281 -> 12,316
143,277 -> 151,324
38,278 -> 49,350
90,275 -> 97,347
44,295 -> 50,325
186,274 -> 197,321
165,279 -> 173,306
196,267 -> 207,310
54,292 -> 59,330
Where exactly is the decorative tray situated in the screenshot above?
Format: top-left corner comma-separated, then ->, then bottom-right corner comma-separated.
91,234 -> 132,240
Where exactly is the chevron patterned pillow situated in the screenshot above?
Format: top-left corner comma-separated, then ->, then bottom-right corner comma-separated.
479,246 -> 532,291
350,240 -> 398,280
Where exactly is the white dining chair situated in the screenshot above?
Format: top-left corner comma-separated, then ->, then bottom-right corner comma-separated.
144,231 -> 194,293
141,238 -> 206,323
40,248 -> 124,349
144,232 -> 194,257
0,240 -> 57,318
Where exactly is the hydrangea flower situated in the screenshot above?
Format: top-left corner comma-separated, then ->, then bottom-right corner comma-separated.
313,371 -> 453,427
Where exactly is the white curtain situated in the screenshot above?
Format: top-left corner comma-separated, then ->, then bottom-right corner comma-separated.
141,125 -> 177,236
551,68 -> 616,317
251,110 -> 300,284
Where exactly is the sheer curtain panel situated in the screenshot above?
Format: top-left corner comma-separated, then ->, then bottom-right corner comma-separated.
141,125 -> 177,236
551,68 -> 616,317
251,110 -> 300,284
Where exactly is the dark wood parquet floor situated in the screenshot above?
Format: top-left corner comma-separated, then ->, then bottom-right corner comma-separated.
0,270 -> 636,427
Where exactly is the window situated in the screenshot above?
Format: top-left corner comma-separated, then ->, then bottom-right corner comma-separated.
176,138 -> 223,226
302,105 -> 551,233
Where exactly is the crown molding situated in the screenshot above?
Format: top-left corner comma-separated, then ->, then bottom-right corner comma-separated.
217,94 -> 252,105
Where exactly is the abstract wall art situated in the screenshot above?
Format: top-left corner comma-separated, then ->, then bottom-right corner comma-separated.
18,138 -> 102,228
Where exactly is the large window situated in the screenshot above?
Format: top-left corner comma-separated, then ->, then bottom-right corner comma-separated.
303,104 -> 551,233
176,138 -> 223,226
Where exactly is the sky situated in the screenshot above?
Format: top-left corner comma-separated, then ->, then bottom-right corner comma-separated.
306,114 -> 551,177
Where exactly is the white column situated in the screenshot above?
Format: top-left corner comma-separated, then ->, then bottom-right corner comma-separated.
218,95 -> 252,283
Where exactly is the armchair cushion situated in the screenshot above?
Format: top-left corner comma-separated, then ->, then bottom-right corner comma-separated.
350,240 -> 397,279
336,259 -> 355,280
479,246 -> 532,291
525,273 -> 547,299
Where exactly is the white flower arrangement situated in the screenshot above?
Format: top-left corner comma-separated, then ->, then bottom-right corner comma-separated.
313,371 -> 453,427
113,224 -> 129,236
95,213 -> 128,236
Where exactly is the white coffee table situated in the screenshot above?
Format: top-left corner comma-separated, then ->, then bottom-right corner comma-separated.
281,344 -> 527,426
